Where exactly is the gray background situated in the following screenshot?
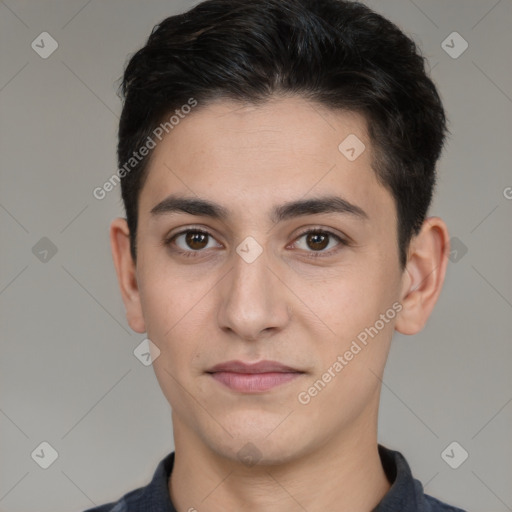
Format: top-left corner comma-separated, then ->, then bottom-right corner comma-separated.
1,0 -> 511,511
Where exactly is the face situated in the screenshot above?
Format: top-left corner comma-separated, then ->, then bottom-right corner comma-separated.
119,96 -> 410,464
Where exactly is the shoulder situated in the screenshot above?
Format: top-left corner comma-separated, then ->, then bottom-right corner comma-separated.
81,487 -> 142,512
82,499 -> 125,511
79,451 -> 176,512
423,493 -> 468,512
377,444 -> 468,512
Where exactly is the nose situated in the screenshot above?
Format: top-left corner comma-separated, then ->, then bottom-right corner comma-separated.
216,244 -> 292,342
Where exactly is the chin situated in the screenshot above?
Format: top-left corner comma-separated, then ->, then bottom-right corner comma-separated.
218,408 -> 291,439
218,439 -> 303,467
204,416 -> 311,467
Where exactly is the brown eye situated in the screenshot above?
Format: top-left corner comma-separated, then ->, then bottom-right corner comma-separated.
305,232 -> 329,251
165,228 -> 222,257
292,228 -> 346,258
184,231 -> 209,250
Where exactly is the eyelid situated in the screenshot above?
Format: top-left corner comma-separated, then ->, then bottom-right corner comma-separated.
292,226 -> 349,245
164,225 -> 350,257
163,225 -> 223,249
289,227 -> 348,257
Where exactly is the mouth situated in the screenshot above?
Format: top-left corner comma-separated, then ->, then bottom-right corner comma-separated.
206,360 -> 305,393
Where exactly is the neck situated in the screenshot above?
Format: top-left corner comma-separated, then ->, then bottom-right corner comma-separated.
168,411 -> 391,512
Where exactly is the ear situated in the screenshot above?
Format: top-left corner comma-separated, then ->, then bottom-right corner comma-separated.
395,216 -> 450,335
110,218 -> 146,333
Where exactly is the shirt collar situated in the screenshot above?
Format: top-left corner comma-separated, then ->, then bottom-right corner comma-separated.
372,444 -> 423,511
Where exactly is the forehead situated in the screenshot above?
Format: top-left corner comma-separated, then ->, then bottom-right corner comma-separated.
139,96 -> 394,225
156,96 -> 370,167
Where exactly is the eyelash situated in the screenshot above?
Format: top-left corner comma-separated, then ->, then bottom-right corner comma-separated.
164,226 -> 349,259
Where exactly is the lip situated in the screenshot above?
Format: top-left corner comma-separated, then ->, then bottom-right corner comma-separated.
206,359 -> 301,374
206,360 -> 304,393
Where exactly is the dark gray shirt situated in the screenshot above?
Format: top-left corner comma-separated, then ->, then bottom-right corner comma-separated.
83,444 -> 467,512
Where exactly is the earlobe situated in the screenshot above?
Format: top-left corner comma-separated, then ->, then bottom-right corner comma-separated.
109,218 -> 146,333
395,217 -> 450,336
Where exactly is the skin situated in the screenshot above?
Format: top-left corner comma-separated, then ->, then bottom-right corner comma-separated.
110,96 -> 450,512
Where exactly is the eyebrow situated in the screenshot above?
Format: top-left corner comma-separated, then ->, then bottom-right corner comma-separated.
150,194 -> 369,223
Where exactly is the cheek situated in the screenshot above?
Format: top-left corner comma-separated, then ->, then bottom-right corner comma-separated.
138,259 -> 204,328
138,274 -> 207,409
295,259 -> 399,375
294,267 -> 385,339
138,277 -> 174,337
137,273 -> 191,362
137,267 -> 217,366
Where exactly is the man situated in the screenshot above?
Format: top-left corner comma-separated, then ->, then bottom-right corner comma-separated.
86,0 -> 466,510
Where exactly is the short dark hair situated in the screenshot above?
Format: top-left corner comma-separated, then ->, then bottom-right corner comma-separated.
118,0 -> 448,269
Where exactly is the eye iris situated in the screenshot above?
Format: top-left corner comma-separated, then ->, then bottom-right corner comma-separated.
186,231 -> 208,250
307,232 -> 328,251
